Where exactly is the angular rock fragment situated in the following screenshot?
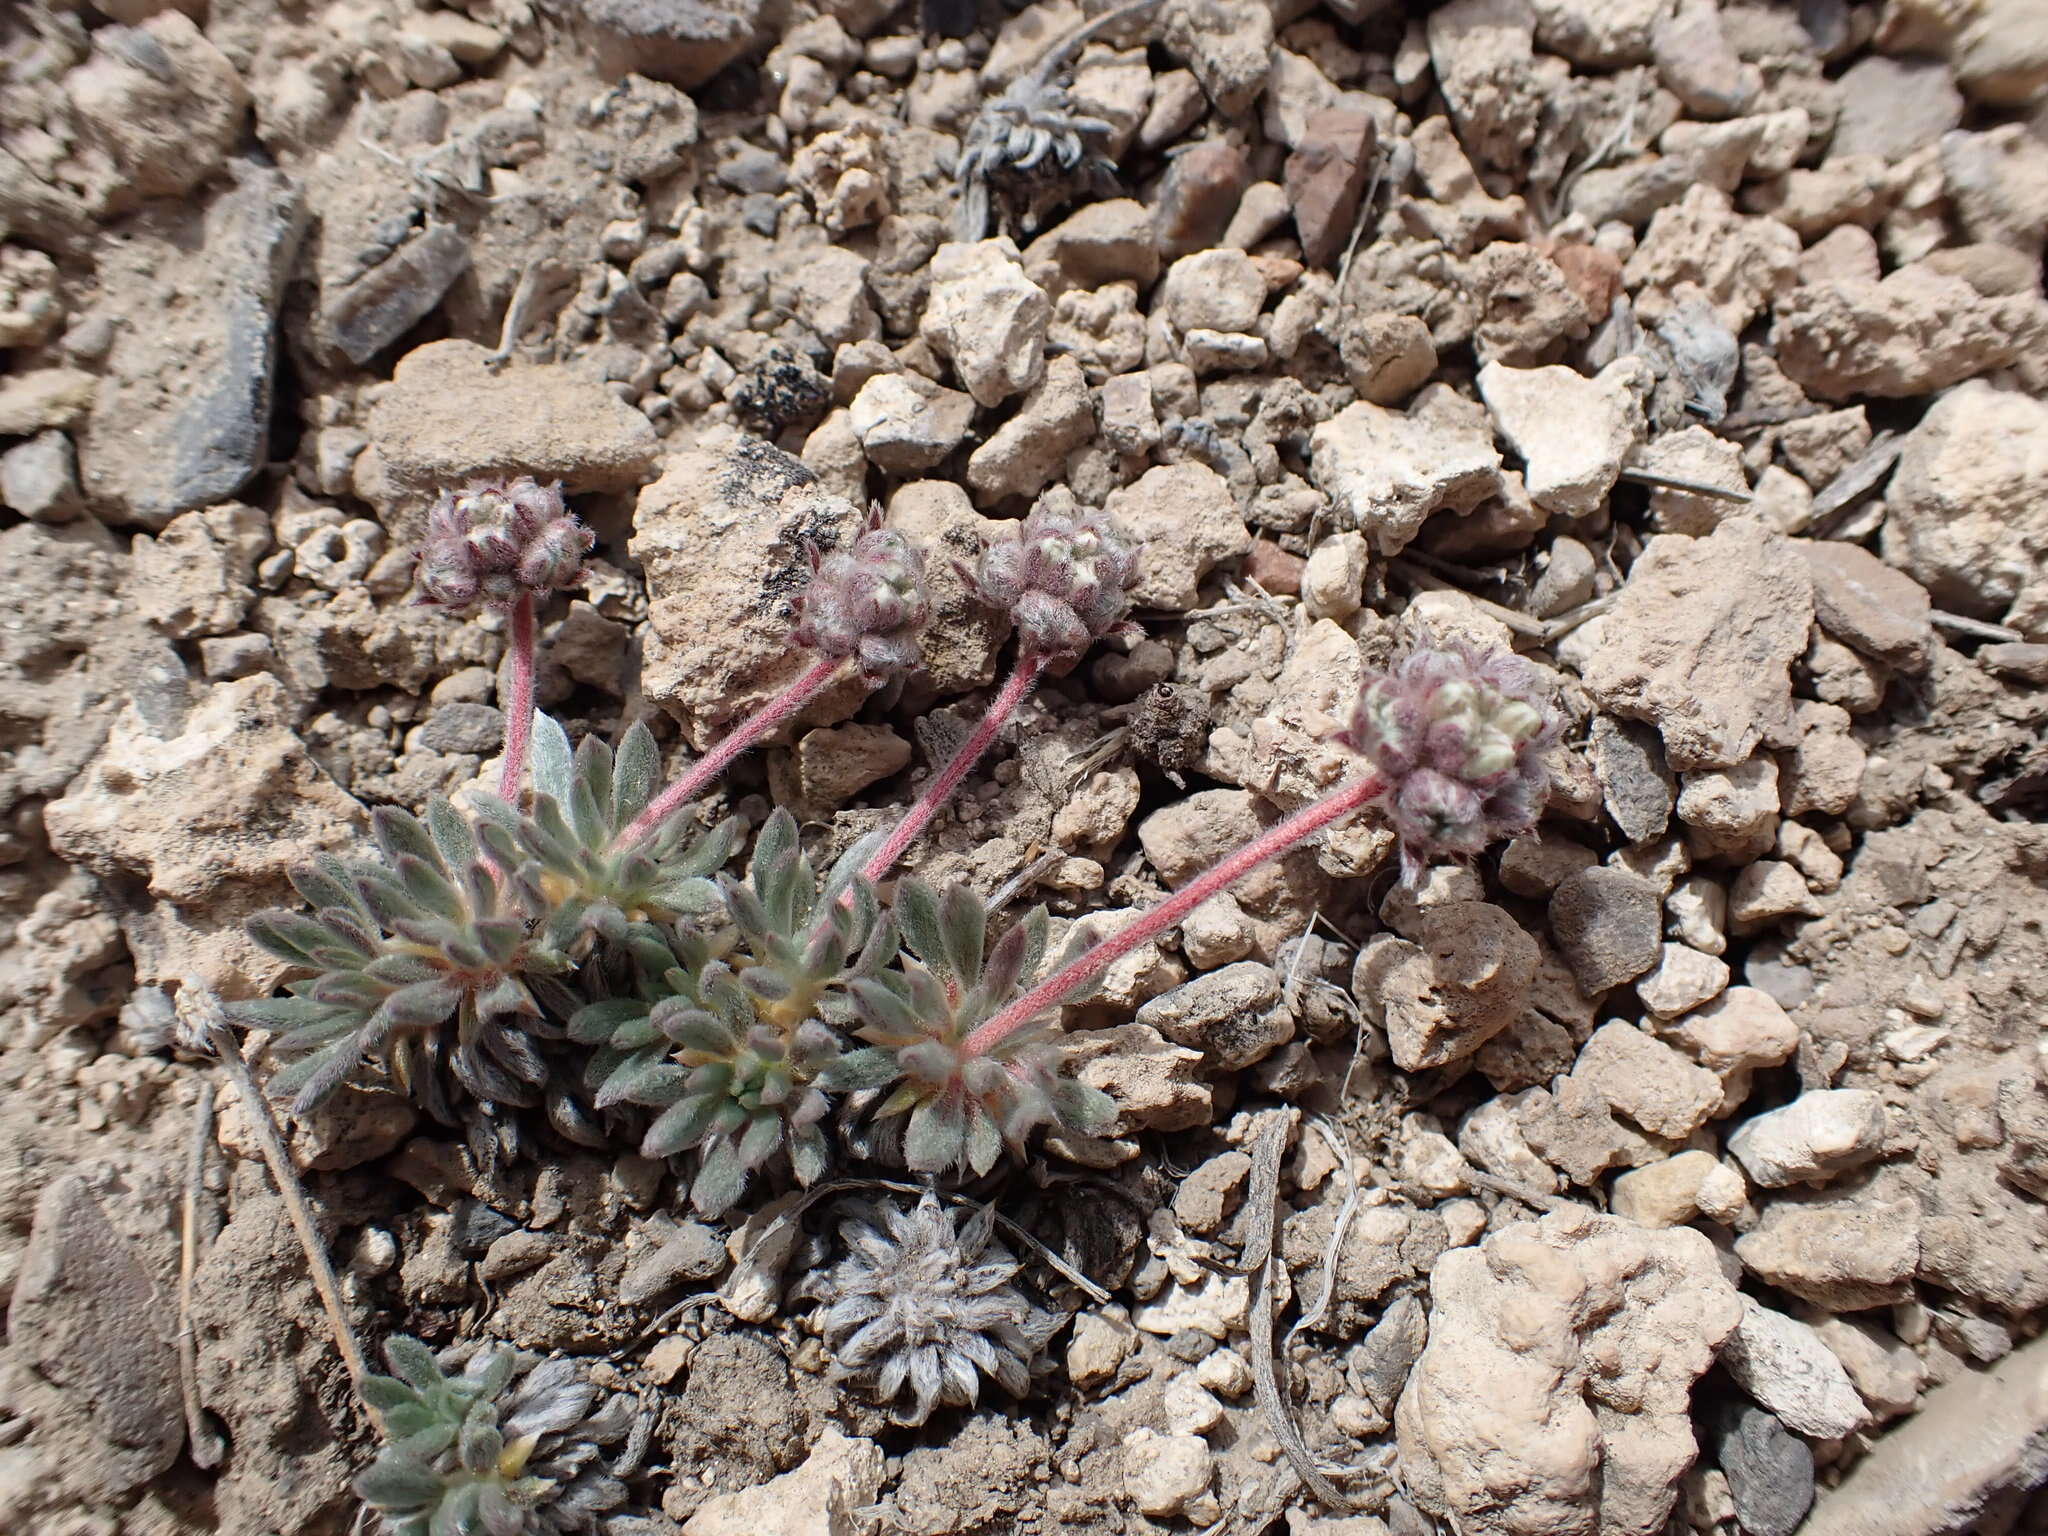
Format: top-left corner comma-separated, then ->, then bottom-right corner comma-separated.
1310,385 -> 1502,555
7,1176 -> 184,1499
77,165 -> 306,528
365,339 -> 659,504
632,435 -> 866,748
1569,519 -> 1813,772
1397,1209 -> 1739,1536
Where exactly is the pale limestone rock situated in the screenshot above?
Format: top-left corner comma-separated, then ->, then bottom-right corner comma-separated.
1302,531 -> 1366,620
1624,186 -> 1799,334
1882,379 -> 2048,617
1568,519 -> 1813,772
1771,266 -> 2047,402
1477,358 -> 1647,517
965,357 -> 1094,504
1734,1196 -> 1920,1310
1397,1209 -> 1741,1536
1611,1149 -> 1723,1228
1101,462 -> 1251,609
682,1428 -> 885,1536
1157,248 -> 1266,335
884,480 -> 1007,694
1354,903 -> 1539,1073
1121,1429 -> 1213,1518
1677,757 -> 1780,862
1573,1022 -> 1724,1141
1726,1090 -> 1887,1187
44,673 -> 364,993
919,239 -> 1050,407
1720,1298 -> 1869,1440
846,372 -> 973,473
1636,944 -> 1730,1019
365,340 -> 658,501
1310,384 -> 1503,555
632,435 -> 866,749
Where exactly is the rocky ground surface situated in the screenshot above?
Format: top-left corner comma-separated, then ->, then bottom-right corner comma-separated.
4,0 -> 2048,1532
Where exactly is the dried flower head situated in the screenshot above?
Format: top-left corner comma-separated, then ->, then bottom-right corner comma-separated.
801,1191 -> 1060,1425
790,506 -> 931,683
954,71 -> 1117,240
356,1336 -> 641,1536
971,492 -> 1140,661
417,477 -> 595,612
1337,638 -> 1557,879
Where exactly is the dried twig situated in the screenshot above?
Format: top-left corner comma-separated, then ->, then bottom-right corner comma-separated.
1617,466 -> 1753,503
179,985 -> 370,1394
177,1080 -> 226,1469
1931,609 -> 2024,643
1458,1166 -> 1574,1214
1807,430 -> 1903,536
1388,557 -> 1550,641
1241,1112 -> 1356,1510
1285,1118 -> 1359,1350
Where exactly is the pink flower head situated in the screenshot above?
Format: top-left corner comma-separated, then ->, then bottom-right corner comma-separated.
1338,639 -> 1557,881
972,490 -> 1141,661
416,477 -> 594,612
790,504 -> 931,683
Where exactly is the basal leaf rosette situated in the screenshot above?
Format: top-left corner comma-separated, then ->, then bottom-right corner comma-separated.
825,880 -> 1111,1178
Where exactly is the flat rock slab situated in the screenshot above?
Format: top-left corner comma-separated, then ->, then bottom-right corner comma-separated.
6,1175 -> 183,1498
1568,518 -> 1813,771
1802,1330 -> 2048,1536
366,338 -> 659,502
77,162 -> 305,528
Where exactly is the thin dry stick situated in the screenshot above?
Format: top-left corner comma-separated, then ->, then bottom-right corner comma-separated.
1242,1114 -> 1355,1511
202,1016 -> 370,1393
1286,1118 -> 1360,1351
177,1080 -> 226,1469
1931,609 -> 2024,643
1617,466 -> 1753,503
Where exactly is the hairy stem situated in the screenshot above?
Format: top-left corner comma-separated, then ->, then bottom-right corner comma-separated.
860,655 -> 1047,886
962,772 -> 1387,1057
497,592 -> 537,801
206,1022 -> 370,1395
614,655 -> 844,852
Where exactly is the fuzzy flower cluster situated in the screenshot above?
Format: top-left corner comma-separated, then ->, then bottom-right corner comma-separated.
417,477 -> 595,612
790,508 -> 931,682
1339,640 -> 1556,878
973,493 -> 1140,661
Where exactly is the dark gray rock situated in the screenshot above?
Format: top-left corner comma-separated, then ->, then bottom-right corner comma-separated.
715,141 -> 787,195
416,702 -> 507,754
1716,1403 -> 1815,1536
320,222 -> 472,367
1549,866 -> 1662,995
6,1175 -> 183,1497
78,161 -> 306,528
1590,715 -> 1674,844
451,1199 -> 519,1256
